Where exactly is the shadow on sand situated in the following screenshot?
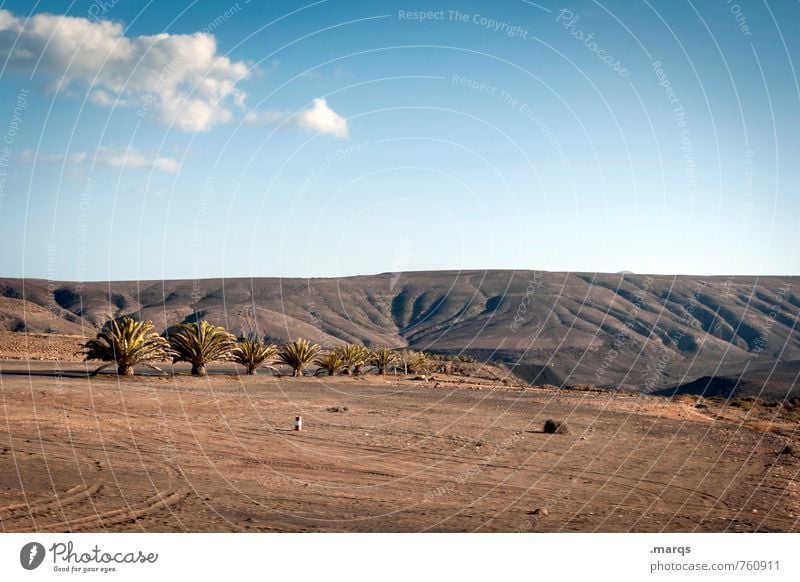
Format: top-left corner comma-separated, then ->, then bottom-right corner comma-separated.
0,362 -> 292,379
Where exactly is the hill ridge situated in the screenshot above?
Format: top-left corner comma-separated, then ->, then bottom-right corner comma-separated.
1,270 -> 798,393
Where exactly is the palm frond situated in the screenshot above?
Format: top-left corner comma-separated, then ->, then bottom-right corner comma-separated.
334,343 -> 371,375
397,349 -> 431,374
314,349 -> 345,376
231,335 -> 277,375
80,316 -> 170,376
278,338 -> 320,377
371,347 -> 398,375
168,320 -> 235,376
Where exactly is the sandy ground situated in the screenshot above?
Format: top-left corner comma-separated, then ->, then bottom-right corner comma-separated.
0,331 -> 86,361
0,360 -> 798,533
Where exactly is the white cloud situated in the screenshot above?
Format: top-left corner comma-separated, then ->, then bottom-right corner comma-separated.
245,97 -> 349,139
298,98 -> 349,138
0,9 -> 250,132
19,146 -> 181,172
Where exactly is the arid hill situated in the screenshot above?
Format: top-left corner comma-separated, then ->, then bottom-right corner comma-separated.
1,271 -> 798,395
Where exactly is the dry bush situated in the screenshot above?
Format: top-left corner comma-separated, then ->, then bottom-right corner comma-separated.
783,397 -> 800,411
729,397 -> 765,411
543,419 -> 568,434
746,421 -> 775,433
674,394 -> 699,406
569,384 -> 603,393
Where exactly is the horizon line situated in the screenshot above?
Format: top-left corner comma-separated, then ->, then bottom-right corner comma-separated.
2,268 -> 799,284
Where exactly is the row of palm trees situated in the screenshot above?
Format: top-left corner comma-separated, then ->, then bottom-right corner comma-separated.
80,316 -> 431,378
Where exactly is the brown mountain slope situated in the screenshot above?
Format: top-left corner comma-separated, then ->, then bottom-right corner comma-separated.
1,271 -> 798,392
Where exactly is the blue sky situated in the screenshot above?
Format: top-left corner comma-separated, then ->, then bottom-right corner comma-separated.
0,0 -> 798,281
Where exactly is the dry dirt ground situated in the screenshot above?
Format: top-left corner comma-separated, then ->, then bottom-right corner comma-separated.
0,331 -> 86,361
1,359 -> 799,533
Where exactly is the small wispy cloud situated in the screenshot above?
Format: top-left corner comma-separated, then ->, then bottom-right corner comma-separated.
244,109 -> 292,126
19,146 -> 181,173
245,97 -> 349,139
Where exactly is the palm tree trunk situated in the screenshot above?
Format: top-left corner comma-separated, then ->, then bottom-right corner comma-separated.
192,364 -> 207,376
247,365 -> 257,376
377,368 -> 385,375
328,369 -> 334,376
118,364 -> 134,376
293,368 -> 302,377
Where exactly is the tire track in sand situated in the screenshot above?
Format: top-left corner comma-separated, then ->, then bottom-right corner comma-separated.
32,487 -> 192,532
0,483 -> 103,527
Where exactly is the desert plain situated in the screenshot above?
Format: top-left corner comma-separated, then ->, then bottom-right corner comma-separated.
1,333 -> 798,533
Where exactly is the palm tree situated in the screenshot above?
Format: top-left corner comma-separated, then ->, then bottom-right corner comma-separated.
80,316 -> 170,376
232,335 -> 278,376
371,347 -> 398,375
314,349 -> 345,376
335,343 -> 371,375
398,349 -> 430,374
352,345 -> 373,375
168,320 -> 235,376
278,338 -> 320,377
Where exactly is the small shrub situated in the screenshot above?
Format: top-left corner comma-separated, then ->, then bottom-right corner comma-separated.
782,397 -> 800,411
543,419 -> 568,434
748,421 -> 775,433
674,394 -> 698,405
570,384 -> 603,393
729,399 -> 753,411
